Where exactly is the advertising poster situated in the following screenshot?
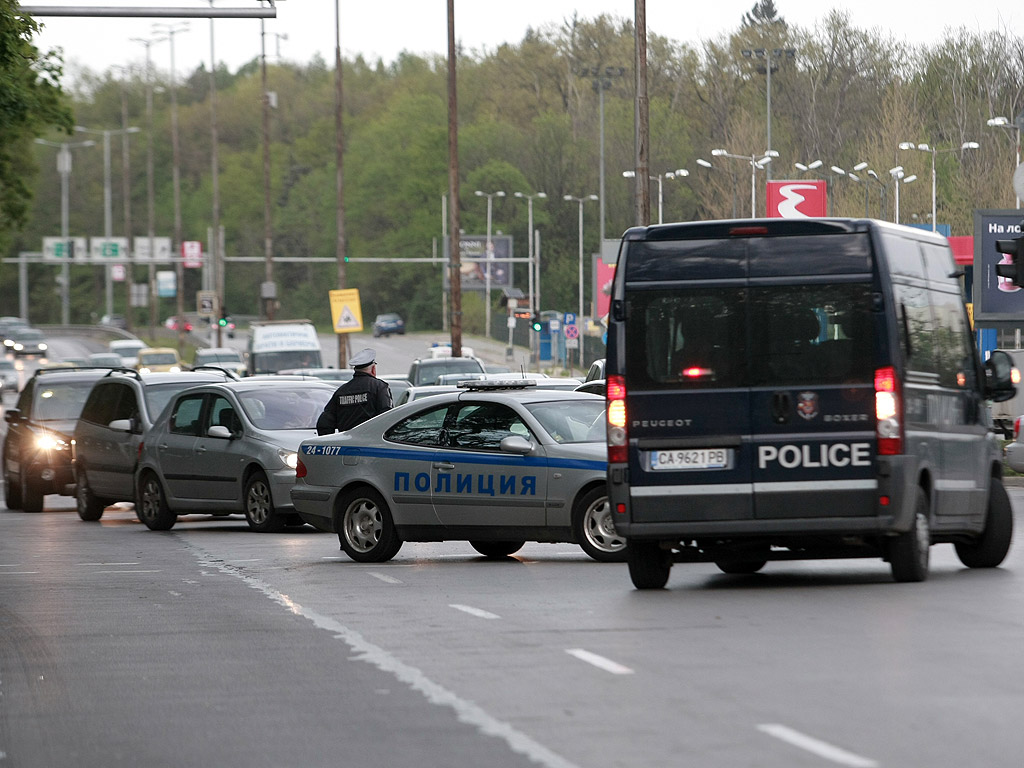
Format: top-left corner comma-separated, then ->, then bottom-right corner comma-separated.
973,209 -> 1024,324
766,180 -> 828,218
442,235 -> 514,291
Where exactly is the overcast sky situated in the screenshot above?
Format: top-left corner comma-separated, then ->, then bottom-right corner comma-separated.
26,0 -> 1022,83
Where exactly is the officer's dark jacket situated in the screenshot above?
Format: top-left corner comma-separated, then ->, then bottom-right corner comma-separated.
315,370 -> 392,434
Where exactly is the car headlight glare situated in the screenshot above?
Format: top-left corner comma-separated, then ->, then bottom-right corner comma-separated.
36,434 -> 68,451
279,449 -> 298,469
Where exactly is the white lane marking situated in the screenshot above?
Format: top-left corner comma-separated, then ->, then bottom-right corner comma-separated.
95,570 -> 162,574
565,649 -> 634,675
0,571 -> 39,575
227,559 -> 262,563
758,723 -> 879,767
75,562 -> 139,566
368,572 -> 403,584
188,545 -> 581,768
449,603 -> 500,620
0,564 -> 25,567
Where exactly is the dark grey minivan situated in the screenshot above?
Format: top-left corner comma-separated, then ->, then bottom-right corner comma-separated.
605,218 -> 1017,589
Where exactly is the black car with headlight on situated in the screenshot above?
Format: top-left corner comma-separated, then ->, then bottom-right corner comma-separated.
3,367 -> 109,512
291,380 -> 624,562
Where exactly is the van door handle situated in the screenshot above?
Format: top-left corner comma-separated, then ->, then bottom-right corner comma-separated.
771,392 -> 791,424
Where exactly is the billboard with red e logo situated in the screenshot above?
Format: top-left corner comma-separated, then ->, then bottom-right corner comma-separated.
766,180 -> 827,218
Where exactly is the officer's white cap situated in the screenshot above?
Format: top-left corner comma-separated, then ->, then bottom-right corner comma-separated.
350,348 -> 376,368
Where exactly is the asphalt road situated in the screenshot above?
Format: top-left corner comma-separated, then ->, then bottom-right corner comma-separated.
3,334 -> 1024,767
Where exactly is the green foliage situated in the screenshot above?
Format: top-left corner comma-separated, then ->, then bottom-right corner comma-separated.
9,11 -> 1024,333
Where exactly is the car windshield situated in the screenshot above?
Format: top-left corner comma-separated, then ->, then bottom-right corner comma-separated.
524,400 -> 607,444
15,329 -> 43,341
238,387 -> 334,430
33,381 -> 93,421
197,350 -> 242,363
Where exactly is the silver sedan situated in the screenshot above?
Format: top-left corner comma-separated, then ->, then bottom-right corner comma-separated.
291,382 -> 625,562
135,379 -> 336,532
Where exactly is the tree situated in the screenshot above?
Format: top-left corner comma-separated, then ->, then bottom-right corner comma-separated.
0,2 -> 73,246
742,0 -> 786,30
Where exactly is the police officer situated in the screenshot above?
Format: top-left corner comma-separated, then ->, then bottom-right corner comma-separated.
316,348 -> 393,434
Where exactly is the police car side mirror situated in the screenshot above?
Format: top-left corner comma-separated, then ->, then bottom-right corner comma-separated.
207,425 -> 234,440
984,350 -> 1018,403
500,435 -> 534,455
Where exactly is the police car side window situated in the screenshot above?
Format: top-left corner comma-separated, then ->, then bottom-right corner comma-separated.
170,394 -> 205,437
385,404 -> 449,446
448,404 -> 528,451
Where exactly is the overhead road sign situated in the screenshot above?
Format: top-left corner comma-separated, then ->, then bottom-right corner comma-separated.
90,237 -> 128,260
20,5 -> 280,18
42,237 -> 87,261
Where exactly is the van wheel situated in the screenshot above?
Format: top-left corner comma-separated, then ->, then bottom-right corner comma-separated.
22,474 -> 43,514
573,487 -> 627,562
627,541 -> 672,589
4,463 -> 22,509
137,472 -> 177,531
75,470 -> 106,521
470,541 -> 525,559
955,479 -> 1014,568
243,471 -> 285,532
889,487 -> 930,582
337,487 -> 402,562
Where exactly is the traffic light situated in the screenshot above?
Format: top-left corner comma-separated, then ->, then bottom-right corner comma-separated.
218,310 -> 228,327
996,224 -> 1024,288
531,312 -> 543,332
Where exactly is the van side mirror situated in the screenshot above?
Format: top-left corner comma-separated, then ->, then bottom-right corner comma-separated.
984,350 -> 1018,403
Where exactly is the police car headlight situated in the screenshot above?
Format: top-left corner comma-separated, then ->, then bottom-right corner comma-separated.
279,449 -> 298,469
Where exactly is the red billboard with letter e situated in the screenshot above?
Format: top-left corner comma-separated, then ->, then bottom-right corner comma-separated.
767,180 -> 827,218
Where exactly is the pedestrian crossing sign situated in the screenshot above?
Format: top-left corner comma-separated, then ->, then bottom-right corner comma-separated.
329,288 -> 364,333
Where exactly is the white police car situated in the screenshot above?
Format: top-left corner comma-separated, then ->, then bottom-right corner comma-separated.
291,380 -> 623,562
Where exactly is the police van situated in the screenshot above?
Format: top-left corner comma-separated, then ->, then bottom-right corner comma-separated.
604,218 -> 1018,589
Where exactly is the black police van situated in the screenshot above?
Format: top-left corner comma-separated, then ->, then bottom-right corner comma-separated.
604,218 -> 1018,589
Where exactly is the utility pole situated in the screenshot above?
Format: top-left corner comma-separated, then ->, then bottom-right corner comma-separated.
447,0 -> 462,357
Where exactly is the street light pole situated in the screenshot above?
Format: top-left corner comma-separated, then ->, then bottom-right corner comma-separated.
988,115 -> 1021,209
741,48 -> 794,181
713,149 -> 777,217
583,66 -> 624,243
513,190 -> 546,319
475,189 -> 505,340
564,194 -> 598,372
888,166 -> 918,224
34,138 -> 95,324
899,140 -> 979,232
622,170 -> 689,223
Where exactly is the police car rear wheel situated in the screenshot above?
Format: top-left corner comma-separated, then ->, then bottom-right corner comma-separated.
955,479 -> 1013,568
573,487 -> 626,562
627,541 -> 671,589
338,488 -> 402,562
244,471 -> 285,533
470,541 -> 524,558
889,488 -> 930,582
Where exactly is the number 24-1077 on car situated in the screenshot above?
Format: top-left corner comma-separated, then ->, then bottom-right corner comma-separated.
648,448 -> 732,471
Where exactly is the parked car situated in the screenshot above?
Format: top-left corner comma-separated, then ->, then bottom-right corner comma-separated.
427,342 -> 474,359
574,379 -> 606,396
133,378 -> 337,532
407,356 -> 486,386
86,352 -> 126,368
277,367 -> 354,382
136,347 -> 184,373
3,367 -> 110,512
193,347 -> 247,377
372,313 -> 405,337
378,374 -> 413,403
100,314 -> 127,329
72,368 -> 236,520
584,358 -> 606,382
163,316 -> 194,332
108,339 -> 148,368
0,358 -> 19,394
6,327 -> 48,357
1003,416 -> 1024,472
291,381 -> 623,562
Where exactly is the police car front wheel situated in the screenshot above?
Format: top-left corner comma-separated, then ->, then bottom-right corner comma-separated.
337,487 -> 403,563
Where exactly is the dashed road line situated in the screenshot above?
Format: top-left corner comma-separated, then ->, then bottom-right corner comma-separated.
757,723 -> 879,767
367,572 -> 403,584
449,603 -> 500,620
565,648 -> 634,675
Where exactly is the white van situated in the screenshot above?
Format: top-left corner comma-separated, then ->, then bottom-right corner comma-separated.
108,339 -> 148,368
247,320 -> 323,375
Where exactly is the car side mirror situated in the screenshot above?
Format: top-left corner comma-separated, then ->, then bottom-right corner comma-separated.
984,350 -> 1018,403
4,408 -> 20,424
207,425 -> 234,440
108,418 -> 132,433
500,435 -> 534,455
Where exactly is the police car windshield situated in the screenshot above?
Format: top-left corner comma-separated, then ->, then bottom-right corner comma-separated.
525,400 -> 607,444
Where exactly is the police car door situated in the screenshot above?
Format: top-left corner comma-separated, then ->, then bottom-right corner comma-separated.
746,237 -> 876,519
432,401 -> 547,527
157,392 -> 207,501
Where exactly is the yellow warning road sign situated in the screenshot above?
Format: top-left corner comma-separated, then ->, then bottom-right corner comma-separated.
329,288 -> 364,333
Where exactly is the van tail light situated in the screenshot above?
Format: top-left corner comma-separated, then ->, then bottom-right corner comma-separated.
607,374 -> 628,464
1015,416 -> 1022,441
295,458 -> 307,478
874,366 -> 902,455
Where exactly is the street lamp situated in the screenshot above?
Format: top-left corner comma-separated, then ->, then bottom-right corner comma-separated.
513,191 -> 546,322
34,138 -> 95,324
830,165 -> 863,216
564,194 -> 598,371
75,124 -> 141,319
899,140 -> 979,232
697,158 -> 737,218
712,149 -> 777,217
987,115 -> 1022,209
888,166 -> 918,224
622,170 -> 688,224
474,189 -> 505,339
740,47 -> 795,180
581,65 -> 625,243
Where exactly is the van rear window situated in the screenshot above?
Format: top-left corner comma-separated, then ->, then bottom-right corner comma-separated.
625,284 -> 874,389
